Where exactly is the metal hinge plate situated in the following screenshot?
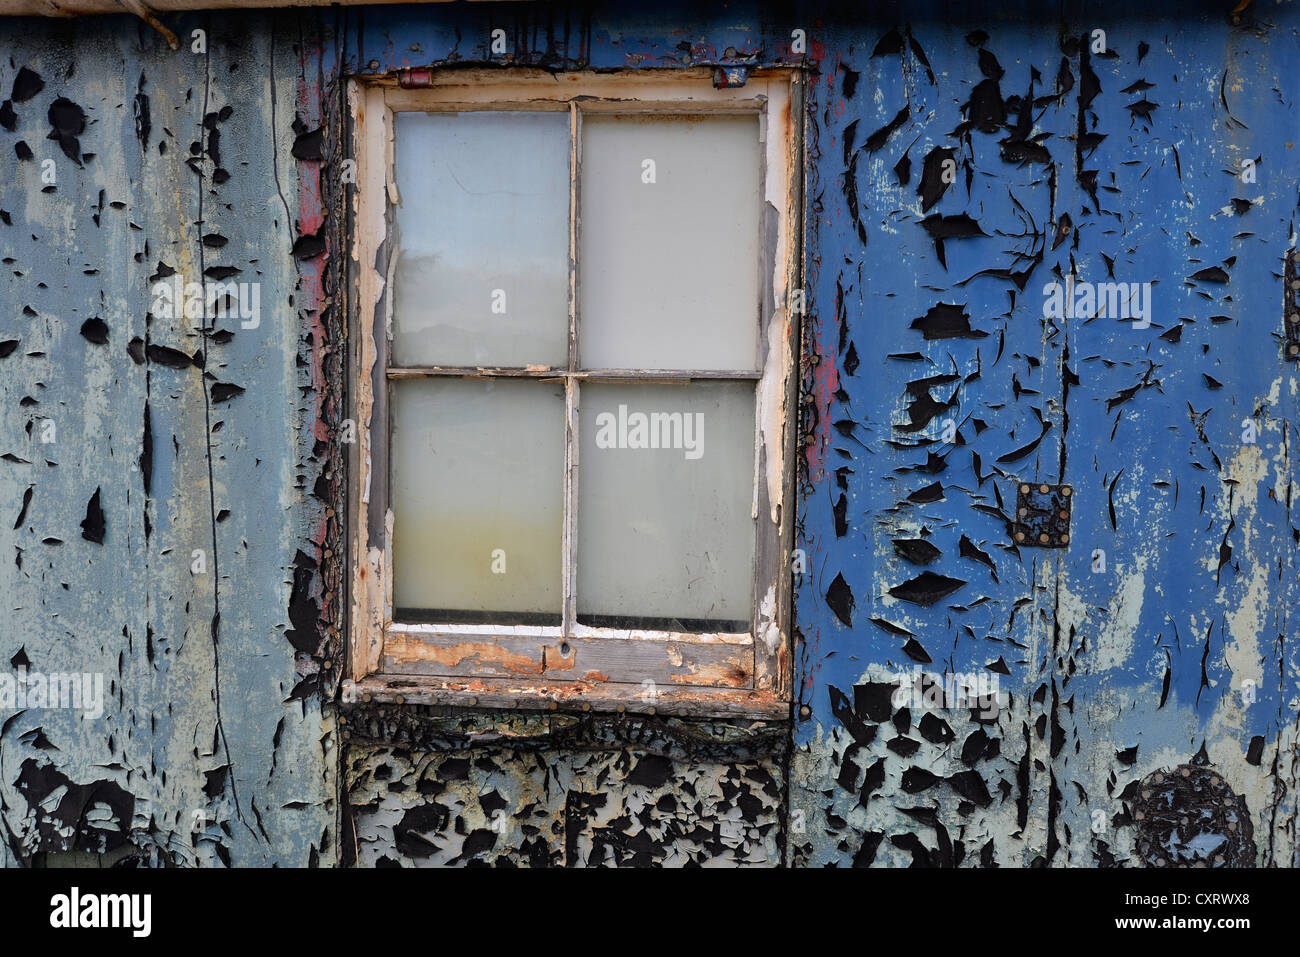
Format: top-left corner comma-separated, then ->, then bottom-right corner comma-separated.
1011,482 -> 1072,548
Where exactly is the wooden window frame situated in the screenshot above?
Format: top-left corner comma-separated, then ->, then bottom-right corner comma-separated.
343,68 -> 802,719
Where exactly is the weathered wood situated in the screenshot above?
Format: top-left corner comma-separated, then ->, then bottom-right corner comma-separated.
350,70 -> 798,715
384,630 -> 752,687
385,366 -> 762,379
347,79 -> 390,681
345,674 -> 788,720
751,72 -> 801,695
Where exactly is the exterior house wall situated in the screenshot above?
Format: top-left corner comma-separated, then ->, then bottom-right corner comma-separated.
0,0 -> 1295,867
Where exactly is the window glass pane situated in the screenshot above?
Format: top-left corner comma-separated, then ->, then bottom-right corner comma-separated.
391,378 -> 566,624
577,381 -> 755,630
579,114 -> 761,371
393,111 -> 570,368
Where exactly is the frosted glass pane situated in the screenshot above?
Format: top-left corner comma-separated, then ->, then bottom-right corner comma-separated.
391,378 -> 565,623
579,114 -> 760,371
577,381 -> 755,629
393,111 -> 569,367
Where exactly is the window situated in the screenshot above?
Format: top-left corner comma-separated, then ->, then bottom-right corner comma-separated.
345,69 -> 801,718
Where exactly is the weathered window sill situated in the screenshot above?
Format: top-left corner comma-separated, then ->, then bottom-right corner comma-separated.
342,674 -> 790,720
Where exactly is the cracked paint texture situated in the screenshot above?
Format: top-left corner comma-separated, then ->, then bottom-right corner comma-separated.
0,12 -> 336,866
790,3 -> 1300,868
343,709 -> 784,866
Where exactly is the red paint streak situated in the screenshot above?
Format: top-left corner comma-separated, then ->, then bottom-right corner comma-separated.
803,280 -> 839,484
295,39 -> 335,647
295,42 -> 328,452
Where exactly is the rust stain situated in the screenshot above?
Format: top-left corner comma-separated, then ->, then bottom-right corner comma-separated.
668,660 -> 750,688
385,635 -> 546,675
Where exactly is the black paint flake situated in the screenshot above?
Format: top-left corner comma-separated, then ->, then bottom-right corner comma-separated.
825,572 -> 855,626
888,571 -> 966,606
80,487 -> 105,544
47,97 -> 87,164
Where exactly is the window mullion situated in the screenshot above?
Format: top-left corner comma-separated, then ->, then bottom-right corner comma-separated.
563,100 -> 581,637
568,99 -> 580,373
562,377 -> 578,636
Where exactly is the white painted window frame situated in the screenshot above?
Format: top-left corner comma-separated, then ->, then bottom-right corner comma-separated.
344,68 -> 801,719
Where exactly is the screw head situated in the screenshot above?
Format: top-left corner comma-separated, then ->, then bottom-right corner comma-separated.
1062,486 -> 1072,497
1039,533 -> 1050,544
1060,534 -> 1070,544
1020,484 -> 1030,494
799,704 -> 812,719
1039,484 -> 1049,494
1015,531 -> 1025,542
